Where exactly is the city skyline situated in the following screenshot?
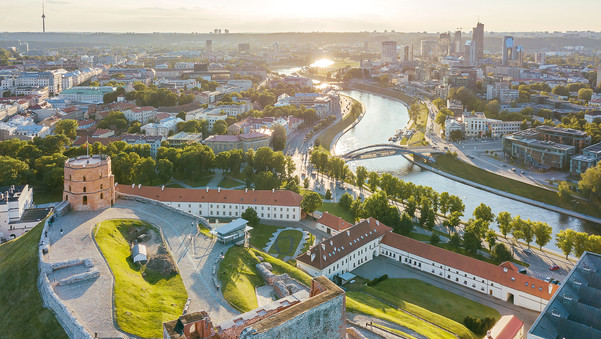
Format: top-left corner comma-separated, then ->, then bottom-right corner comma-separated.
1,0 -> 601,33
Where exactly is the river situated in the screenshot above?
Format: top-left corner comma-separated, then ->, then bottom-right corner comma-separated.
334,90 -> 599,252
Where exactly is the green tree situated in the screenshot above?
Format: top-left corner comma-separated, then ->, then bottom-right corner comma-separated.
212,120 -> 228,135
325,189 -> 332,200
367,171 -> 379,192
573,231 -> 589,257
405,195 -> 417,218
473,203 -> 494,223
303,178 -> 309,189
491,244 -> 513,264
533,222 -> 552,250
271,124 -> 287,151
241,207 -> 260,227
521,220 -> 534,248
134,157 -> 156,185
578,163 -> 601,199
395,212 -> 413,235
54,119 -> 78,139
338,193 -> 353,210
301,192 -> 322,214
443,211 -> 462,233
497,212 -> 512,238
587,235 -> 601,255
485,230 -> 497,250
156,159 -> 174,184
556,229 -> 574,259
578,88 -> 593,102
463,229 -> 481,254
356,166 -> 368,191
557,181 -> 572,202
449,232 -> 461,248
0,156 -> 29,185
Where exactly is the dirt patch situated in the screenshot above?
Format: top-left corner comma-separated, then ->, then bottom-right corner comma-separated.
145,245 -> 178,277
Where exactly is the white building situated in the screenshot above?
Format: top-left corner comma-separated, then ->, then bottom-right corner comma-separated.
0,185 -> 34,241
117,185 -> 303,222
381,41 -> 398,63
445,117 -> 464,139
123,106 -> 158,124
186,110 -> 228,130
58,86 -> 116,104
296,219 -> 559,312
141,117 -> 183,137
462,112 -> 521,138
316,212 -> 353,236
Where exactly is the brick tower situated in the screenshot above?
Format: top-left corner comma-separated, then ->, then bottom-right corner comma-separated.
64,155 -> 115,211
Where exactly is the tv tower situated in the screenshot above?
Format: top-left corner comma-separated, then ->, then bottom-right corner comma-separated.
42,0 -> 46,33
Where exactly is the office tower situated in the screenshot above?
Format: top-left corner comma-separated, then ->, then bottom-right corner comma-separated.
453,30 -> 462,56
596,65 -> 601,89
535,52 -> 546,65
502,36 -> 515,65
205,40 -> 212,56
381,41 -> 398,63
420,40 -> 437,57
401,45 -> 411,61
465,40 -> 476,65
438,32 -> 451,56
472,22 -> 484,61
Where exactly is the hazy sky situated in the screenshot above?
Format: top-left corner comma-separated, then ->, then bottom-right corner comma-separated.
2,0 -> 600,33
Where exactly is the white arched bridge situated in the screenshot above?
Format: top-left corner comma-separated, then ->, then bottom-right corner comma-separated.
338,144 -> 444,162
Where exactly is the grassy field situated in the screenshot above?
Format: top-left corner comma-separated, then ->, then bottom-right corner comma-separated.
94,219 -> 188,338
317,202 -> 355,223
249,223 -> 284,250
370,279 -> 500,325
370,323 -> 418,339
218,246 -> 263,312
346,291 -> 456,339
33,189 -> 63,205
430,153 -> 601,218
267,229 -> 304,258
181,174 -> 214,188
218,176 -> 243,188
0,220 -> 68,339
252,249 -> 313,286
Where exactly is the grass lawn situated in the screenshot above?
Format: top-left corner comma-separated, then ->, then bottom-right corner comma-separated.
267,229 -> 304,258
94,219 -> 188,338
249,223 -> 284,250
430,153 -> 601,219
33,189 -> 63,205
181,174 -> 214,188
0,220 -> 68,339
252,249 -> 312,286
346,291 -> 455,339
300,188 -> 325,198
370,323 -> 418,339
317,202 -> 354,223
219,176 -> 243,188
370,279 -> 500,325
218,246 -> 263,312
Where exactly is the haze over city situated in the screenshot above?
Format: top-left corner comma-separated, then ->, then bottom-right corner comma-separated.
3,0 -> 601,33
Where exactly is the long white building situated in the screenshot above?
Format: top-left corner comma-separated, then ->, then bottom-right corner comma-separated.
117,185 -> 303,222
297,219 -> 559,312
0,185 -> 34,240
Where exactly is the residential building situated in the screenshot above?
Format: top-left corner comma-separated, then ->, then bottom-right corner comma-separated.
381,41 -> 398,63
463,112 -> 489,138
536,125 -> 591,153
316,212 -> 353,236
486,315 -> 524,339
275,92 -> 337,118
210,102 -> 251,117
123,106 -> 158,124
92,128 -> 115,138
473,21 -> 484,61
570,142 -> 601,176
14,124 -> 50,140
204,132 -> 270,153
489,120 -> 522,138
297,219 -> 559,312
16,70 -> 63,94
117,186 -> 303,222
584,112 -> 601,124
528,252 -> 601,339
503,131 -> 576,170
120,134 -> 166,158
59,86 -> 116,104
141,117 -> 183,137
63,155 -> 116,211
420,40 -> 437,57
0,185 -> 34,240
167,132 -> 202,147
445,117 -> 464,139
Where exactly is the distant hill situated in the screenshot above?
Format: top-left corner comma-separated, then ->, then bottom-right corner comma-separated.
0,221 -> 67,338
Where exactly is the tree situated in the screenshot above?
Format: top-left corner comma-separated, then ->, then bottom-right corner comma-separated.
449,232 -> 461,248
557,181 -> 572,202
350,198 -> 364,222
578,163 -> 601,199
54,119 -> 78,139
156,159 -> 174,184
448,195 -> 465,216
303,178 -> 309,189
418,197 -> 432,228
463,229 -> 481,254
443,211 -> 462,233
430,233 -> 441,245
212,120 -> 228,135
578,88 -> 593,102
134,157 -> 156,185
573,231 -> 589,257
356,166 -> 368,191
533,222 -> 552,250
556,229 -> 574,259
485,230 -> 497,250
301,192 -> 322,214
271,124 -> 287,151
241,207 -> 260,227
254,171 -> 280,190
325,189 -> 332,200
587,235 -> 601,255
395,212 -> 413,235
497,212 -> 512,238
405,195 -> 417,218
338,193 -> 353,210
491,244 -> 513,264
0,156 -> 29,185
449,129 -> 465,141
367,171 -> 379,192
473,203 -> 494,223
521,220 -> 534,248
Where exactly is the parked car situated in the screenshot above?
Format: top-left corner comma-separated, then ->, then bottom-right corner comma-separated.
549,264 -> 560,271
544,276 -> 552,282
523,248 -> 532,255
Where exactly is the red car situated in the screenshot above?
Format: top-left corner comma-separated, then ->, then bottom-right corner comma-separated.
549,264 -> 560,271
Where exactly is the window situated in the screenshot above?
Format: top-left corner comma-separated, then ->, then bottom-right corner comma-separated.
83,187 -> 87,193
83,176 -> 86,181
100,184 -> 103,189
82,196 -> 88,205
100,193 -> 103,199
69,186 -> 71,191
69,175 -> 72,180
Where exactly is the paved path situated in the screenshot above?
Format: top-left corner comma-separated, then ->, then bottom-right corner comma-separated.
47,200 -> 238,337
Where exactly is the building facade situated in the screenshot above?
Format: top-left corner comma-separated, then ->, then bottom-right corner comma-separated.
381,41 -> 398,63
63,155 -> 116,211
503,133 -> 576,170
0,185 -> 34,240
58,86 -> 116,103
570,142 -> 601,176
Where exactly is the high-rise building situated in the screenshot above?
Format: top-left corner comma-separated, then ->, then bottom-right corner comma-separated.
472,22 -> 484,61
438,32 -> 451,56
535,52 -> 546,65
597,65 -> 601,89
381,41 -> 398,63
452,30 -> 462,56
205,40 -> 212,55
400,45 -> 411,61
502,36 -> 515,65
464,40 -> 476,65
238,43 -> 250,54
420,40 -> 437,57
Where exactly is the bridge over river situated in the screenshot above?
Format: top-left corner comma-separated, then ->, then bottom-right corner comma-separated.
338,143 -> 444,162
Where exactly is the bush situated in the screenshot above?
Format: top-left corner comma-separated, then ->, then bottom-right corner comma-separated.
325,189 -> 332,200
366,274 -> 388,286
338,193 -> 353,210
463,316 -> 496,335
430,233 -> 441,245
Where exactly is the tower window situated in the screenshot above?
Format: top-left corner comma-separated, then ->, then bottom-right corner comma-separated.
100,193 -> 104,199
83,176 -> 86,181
83,196 -> 88,205
83,187 -> 87,193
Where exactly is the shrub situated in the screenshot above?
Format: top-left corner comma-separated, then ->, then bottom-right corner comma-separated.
463,316 -> 496,335
366,274 -> 389,286
325,189 -> 332,200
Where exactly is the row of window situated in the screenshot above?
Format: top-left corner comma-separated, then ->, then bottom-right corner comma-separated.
177,203 -> 294,213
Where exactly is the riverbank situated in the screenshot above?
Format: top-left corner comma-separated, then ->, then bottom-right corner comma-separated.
327,96 -> 367,155
404,154 -> 601,225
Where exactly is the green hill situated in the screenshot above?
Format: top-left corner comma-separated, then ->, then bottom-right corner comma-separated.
0,221 -> 67,338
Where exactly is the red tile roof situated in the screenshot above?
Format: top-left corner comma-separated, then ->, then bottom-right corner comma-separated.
318,212 -> 353,232
296,218 -> 391,270
491,315 -> 524,339
381,232 -> 558,300
117,185 -> 303,207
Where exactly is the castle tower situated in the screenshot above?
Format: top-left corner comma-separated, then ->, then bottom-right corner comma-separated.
64,155 -> 115,211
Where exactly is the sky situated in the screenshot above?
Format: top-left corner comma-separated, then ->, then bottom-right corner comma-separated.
2,0 -> 600,33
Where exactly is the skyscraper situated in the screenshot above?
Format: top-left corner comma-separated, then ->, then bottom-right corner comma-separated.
472,22 -> 484,61
596,65 -> 601,89
452,30 -> 462,56
502,36 -> 515,65
381,41 -> 398,63
438,32 -> 451,57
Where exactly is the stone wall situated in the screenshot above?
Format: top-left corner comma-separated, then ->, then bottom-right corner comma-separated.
37,216 -> 93,339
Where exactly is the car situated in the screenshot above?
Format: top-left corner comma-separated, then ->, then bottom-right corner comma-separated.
523,248 -> 532,255
551,279 -> 561,285
549,264 -> 560,271
544,277 -> 552,282
520,170 -> 525,174
511,168 -> 516,172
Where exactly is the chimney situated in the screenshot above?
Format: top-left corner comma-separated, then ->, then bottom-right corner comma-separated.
252,188 -> 255,192
206,187 -> 209,192
138,184 -> 141,189
131,183 -> 135,188
218,187 -> 221,192
245,188 -> 248,193
272,188 -> 275,193
161,185 -> 165,191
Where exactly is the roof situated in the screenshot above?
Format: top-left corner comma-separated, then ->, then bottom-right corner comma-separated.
380,232 -> 558,300
490,315 -> 524,339
318,212 -> 353,232
214,218 -> 249,236
296,218 -> 392,270
132,244 -> 147,257
239,132 -> 270,140
117,185 -> 303,207
205,135 -> 240,143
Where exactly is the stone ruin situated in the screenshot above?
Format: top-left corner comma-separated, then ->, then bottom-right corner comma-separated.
255,262 -> 302,299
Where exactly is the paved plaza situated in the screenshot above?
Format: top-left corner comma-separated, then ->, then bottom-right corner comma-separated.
46,199 -> 238,337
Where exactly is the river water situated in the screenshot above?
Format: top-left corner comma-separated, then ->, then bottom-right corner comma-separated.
334,90 -> 599,251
